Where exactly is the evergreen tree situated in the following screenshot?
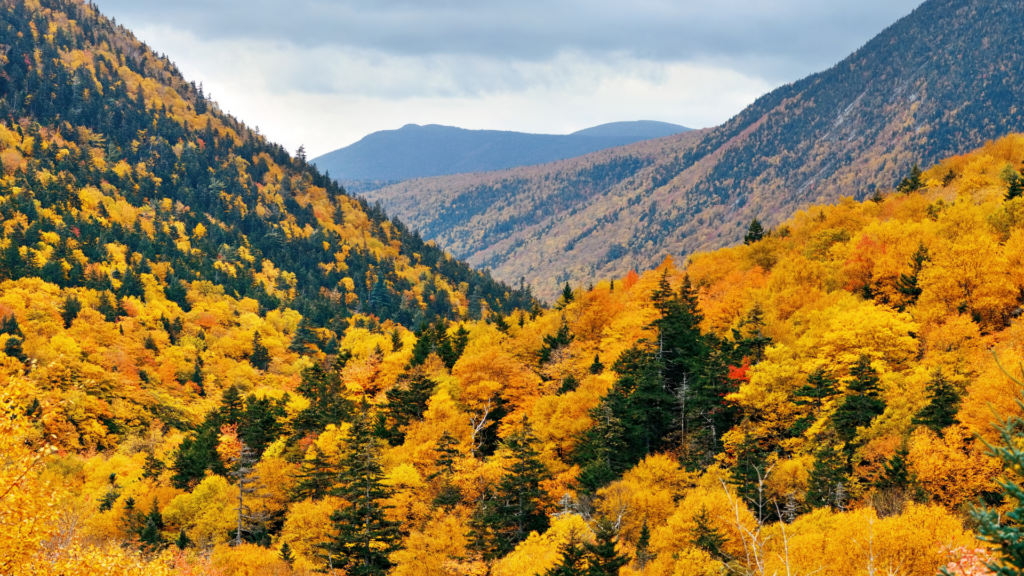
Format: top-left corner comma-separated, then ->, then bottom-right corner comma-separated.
230,441 -> 260,546
584,517 -> 630,576
117,265 -> 145,300
789,368 -> 838,437
389,328 -> 403,351
729,433 -> 770,519
634,519 -> 655,571
429,431 -> 463,510
874,445 -> 913,492
576,401 -> 629,492
191,353 -> 205,396
556,282 -> 574,309
97,291 -> 118,322
319,401 -> 402,575
293,362 -> 353,435
3,334 -> 27,363
381,374 -> 435,445
744,218 -> 765,245
589,354 -> 604,374
219,385 -> 246,425
545,529 -> 588,576
732,304 -> 771,363
290,318 -> 322,353
175,528 -> 191,550
249,331 -> 271,371
60,294 -> 81,328
912,369 -> 961,433
293,445 -> 338,501
805,444 -> 848,510
164,279 -> 191,312
894,243 -> 929,307
896,163 -> 924,194
832,356 -> 886,447
690,505 -> 729,562
539,321 -> 574,365
279,541 -> 295,566
475,420 -> 550,558
171,424 -> 223,489
138,498 -> 165,551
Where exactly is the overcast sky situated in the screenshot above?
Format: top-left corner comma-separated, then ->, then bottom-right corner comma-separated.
93,0 -> 924,158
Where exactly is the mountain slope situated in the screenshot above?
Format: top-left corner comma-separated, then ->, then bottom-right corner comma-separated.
311,121 -> 690,181
367,0 -> 1024,300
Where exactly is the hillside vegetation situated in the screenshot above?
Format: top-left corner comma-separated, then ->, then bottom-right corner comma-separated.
367,0 -> 1024,300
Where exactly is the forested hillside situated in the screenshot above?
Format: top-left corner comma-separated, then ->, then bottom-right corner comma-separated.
5,0 -> 1024,575
367,0 -> 1024,300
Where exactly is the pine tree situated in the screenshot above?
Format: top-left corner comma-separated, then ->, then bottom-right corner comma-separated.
789,368 -> 838,437
875,445 -> 913,491
896,163 -> 924,194
744,218 -> 765,245
249,331 -> 271,371
175,528 -> 191,550
545,529 -> 588,576
430,431 -> 463,510
381,374 -> 435,445
729,433 -> 770,519
293,445 -> 338,501
290,318 -> 322,353
294,363 -> 353,435
117,265 -> 145,300
805,444 -> 848,510
98,291 -> 118,322
539,321 -> 574,364
690,505 -> 729,562
589,354 -> 604,374
556,282 -> 575,310
138,497 -> 165,551
60,294 -> 81,328
319,401 -> 402,575
912,369 -> 961,433
634,519 -> 655,571
279,541 -> 295,566
832,356 -> 886,447
191,353 -> 205,396
475,420 -> 550,558
230,442 -> 260,546
894,243 -> 929,307
390,328 -> 403,351
584,517 -> 630,576
171,424 -> 223,489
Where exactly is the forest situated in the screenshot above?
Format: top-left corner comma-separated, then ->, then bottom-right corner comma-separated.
4,0 -> 1024,575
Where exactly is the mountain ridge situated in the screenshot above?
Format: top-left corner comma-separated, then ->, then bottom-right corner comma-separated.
366,0 -> 1024,300
311,120 -> 690,182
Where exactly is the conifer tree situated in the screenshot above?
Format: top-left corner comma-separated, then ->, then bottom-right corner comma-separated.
895,243 -> 929,307
390,328 -> 403,351
634,519 -> 655,571
230,442 -> 259,546
249,331 -> 271,371
545,529 -> 588,576
744,218 -> 765,245
789,368 -> 838,437
896,163 -> 924,194
290,318 -> 322,353
98,291 -> 118,322
60,294 -> 81,328
191,354 -> 205,396
690,505 -> 729,562
589,354 -> 604,374
320,401 -> 402,575
429,431 -> 463,510
584,517 -> 630,576
175,528 -> 191,550
539,322 -> 574,364
475,420 -> 550,558
138,497 -> 165,551
556,283 -> 575,309
279,541 -> 295,567
912,369 -> 961,433
293,445 -> 338,501
381,374 -> 435,445
805,444 -> 848,510
874,444 -> 913,492
832,356 -> 886,448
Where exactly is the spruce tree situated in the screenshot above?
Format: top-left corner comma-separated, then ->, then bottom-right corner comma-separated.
319,401 -> 402,575
539,322 -> 574,365
249,331 -> 271,371
138,497 -> 165,551
896,163 -> 924,194
832,356 -> 886,447
294,363 -> 353,435
429,431 -> 463,510
556,283 -> 574,309
744,218 -> 765,245
634,519 -> 655,571
912,369 -> 961,433
894,243 -> 929,307
97,291 -> 118,322
175,527 -> 191,549
279,541 -> 295,566
290,318 -> 322,353
475,420 -> 550,558
545,529 -> 588,576
789,368 -> 838,437
690,505 -> 729,562
805,444 -> 848,510
584,517 -> 630,576
874,445 -> 913,492
293,445 -> 338,501
60,294 -> 81,328
589,354 -> 604,374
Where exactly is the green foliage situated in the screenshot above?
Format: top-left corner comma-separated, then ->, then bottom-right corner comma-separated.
380,374 -> 436,445
744,218 -> 765,245
897,164 -> 924,194
249,331 -> 272,371
789,368 -> 838,437
912,369 -> 962,433
293,445 -> 338,502
293,362 -> 354,436
634,518 -> 655,571
60,294 -> 81,329
805,444 -> 849,510
556,283 -> 575,310
894,243 -> 929,307
584,517 -> 631,576
690,505 -> 729,562
545,530 -> 588,576
175,528 -> 191,550
539,321 -> 574,365
832,356 -> 886,448
319,401 -> 402,576
279,541 -> 294,566
589,354 -> 604,375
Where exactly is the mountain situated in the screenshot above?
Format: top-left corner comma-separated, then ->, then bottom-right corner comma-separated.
311,121 -> 690,182
366,0 -> 1024,300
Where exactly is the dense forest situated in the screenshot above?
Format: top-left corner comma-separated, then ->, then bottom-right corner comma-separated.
6,0 -> 1024,575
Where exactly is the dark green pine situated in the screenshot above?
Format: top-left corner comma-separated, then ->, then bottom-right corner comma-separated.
831,356 -> 886,446
249,331 -> 272,371
912,369 -> 961,433
789,368 -> 838,437
743,218 -> 765,245
874,445 -> 912,491
319,401 -> 402,576
544,530 -> 588,576
805,443 -> 849,510
584,517 -> 630,576
690,505 -> 729,562
589,354 -> 604,374
634,518 -> 655,571
60,294 -> 81,328
175,527 -> 191,549
292,445 -> 338,501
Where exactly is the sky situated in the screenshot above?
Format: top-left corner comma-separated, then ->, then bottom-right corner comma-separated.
93,0 -> 924,158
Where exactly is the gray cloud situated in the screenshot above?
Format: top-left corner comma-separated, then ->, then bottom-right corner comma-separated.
95,0 -> 924,81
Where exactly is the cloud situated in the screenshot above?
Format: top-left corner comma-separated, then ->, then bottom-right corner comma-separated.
91,1 -> 924,157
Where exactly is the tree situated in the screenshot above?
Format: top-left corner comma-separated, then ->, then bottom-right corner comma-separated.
60,294 -> 81,328
875,444 -> 913,492
290,318 -> 322,353
545,529 -> 588,576
805,444 -> 848,510
912,369 -> 961,433
895,243 -> 929,307
171,424 -> 223,489
381,374 -> 435,445
249,331 -> 271,371
539,322 -> 574,365
634,518 -> 655,571
744,218 -> 765,245
138,497 -> 165,551
475,420 -> 551,558
429,431 -> 463,510
584,517 -> 630,576
279,541 -> 295,567
789,368 -> 838,437
175,528 -> 191,550
589,354 -> 604,375
230,442 -> 260,547
319,401 -> 402,575
831,356 -> 886,448
690,505 -> 729,562
896,163 -> 924,194
556,283 -> 574,309
293,445 -> 339,501
294,363 -> 353,435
